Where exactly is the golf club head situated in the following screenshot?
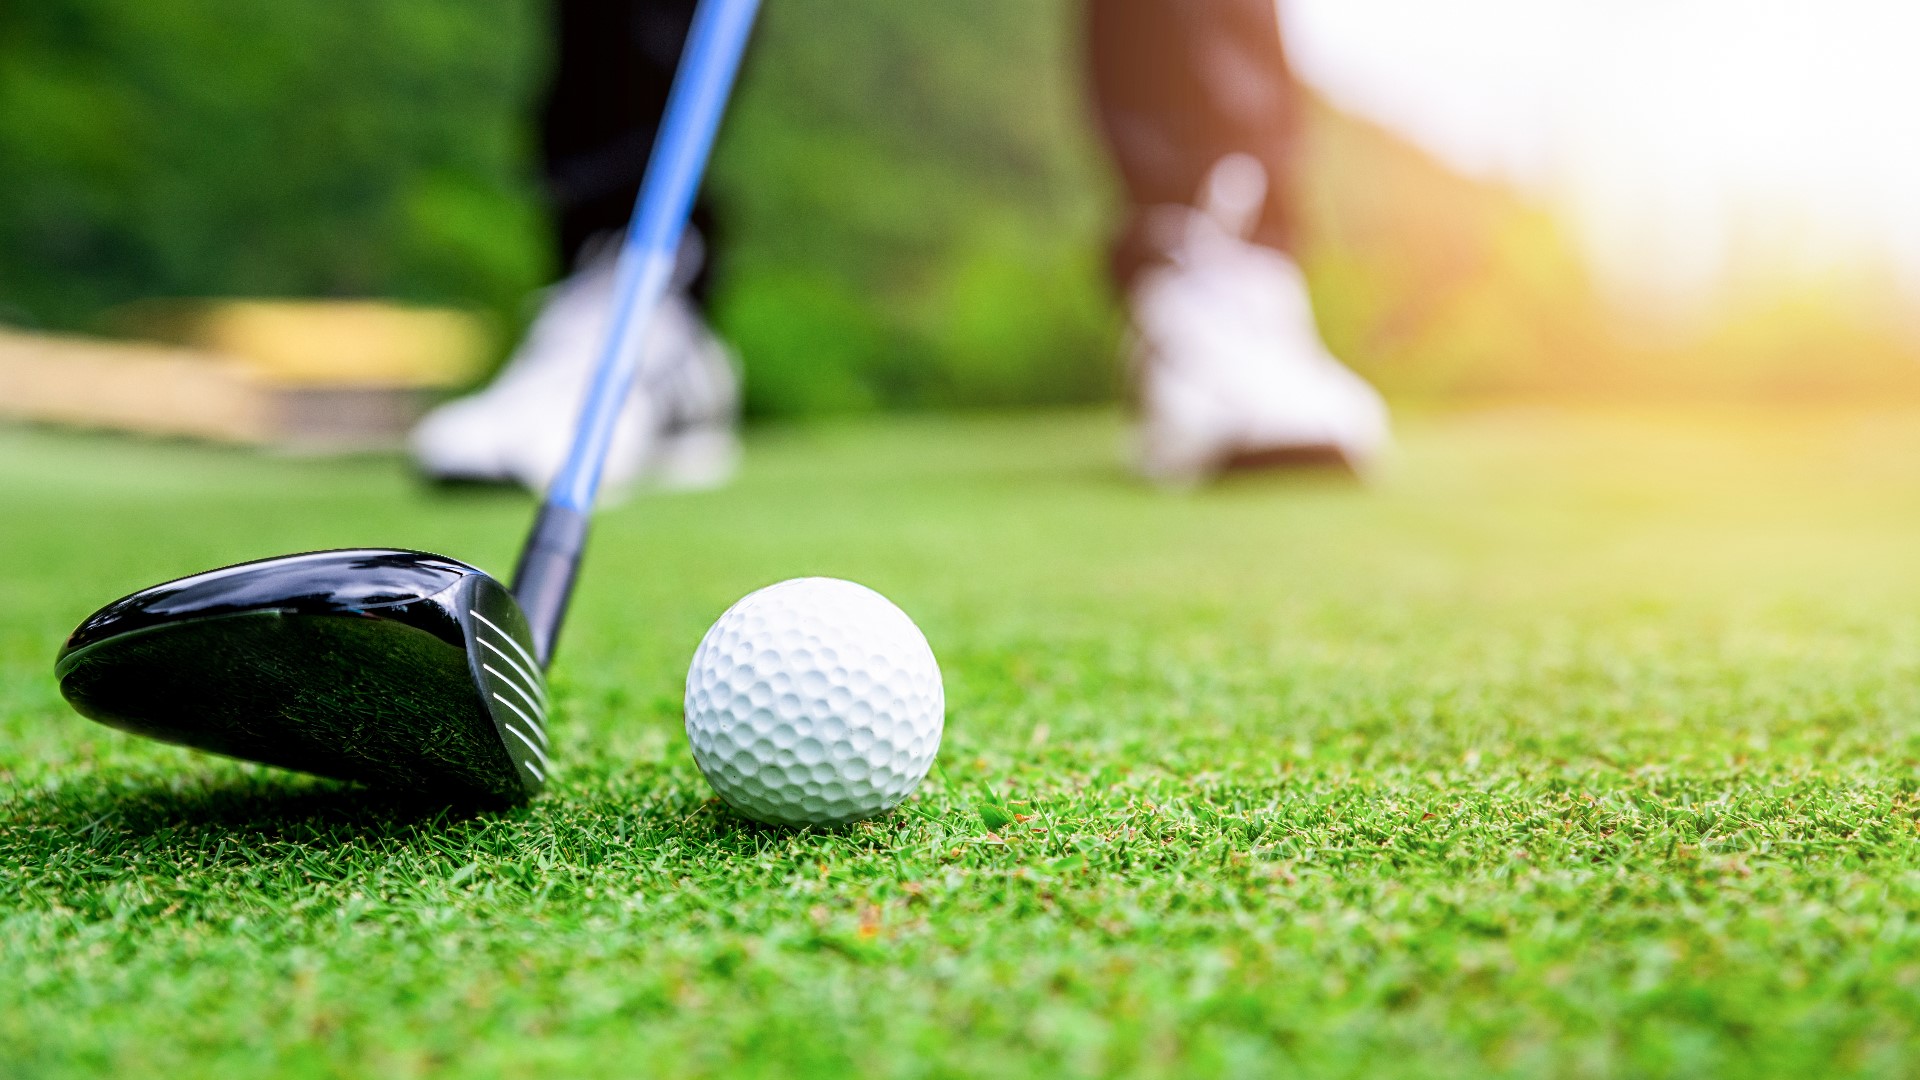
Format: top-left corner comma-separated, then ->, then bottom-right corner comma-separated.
55,549 -> 549,802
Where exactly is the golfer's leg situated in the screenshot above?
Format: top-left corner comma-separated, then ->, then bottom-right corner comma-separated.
410,0 -> 741,494
1086,0 -> 1388,483
1086,0 -> 1302,287
542,0 -> 713,294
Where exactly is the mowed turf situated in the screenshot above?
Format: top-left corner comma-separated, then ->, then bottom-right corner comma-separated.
6,407 -> 1920,1078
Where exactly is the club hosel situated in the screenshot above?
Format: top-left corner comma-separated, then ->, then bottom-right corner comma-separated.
511,502 -> 590,667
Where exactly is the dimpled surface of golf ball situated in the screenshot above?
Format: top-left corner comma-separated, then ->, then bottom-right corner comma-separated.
684,577 -> 944,826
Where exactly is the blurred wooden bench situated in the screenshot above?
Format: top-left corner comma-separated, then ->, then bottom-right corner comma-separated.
0,301 -> 488,451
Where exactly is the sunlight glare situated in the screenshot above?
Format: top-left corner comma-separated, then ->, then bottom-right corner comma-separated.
1282,0 -> 1920,316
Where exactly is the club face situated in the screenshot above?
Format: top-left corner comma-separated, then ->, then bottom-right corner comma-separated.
55,549 -> 549,801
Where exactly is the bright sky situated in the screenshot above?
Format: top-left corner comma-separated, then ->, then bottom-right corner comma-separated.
1280,0 -> 1920,314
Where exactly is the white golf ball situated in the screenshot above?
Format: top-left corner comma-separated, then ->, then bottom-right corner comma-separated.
683,577 -> 944,826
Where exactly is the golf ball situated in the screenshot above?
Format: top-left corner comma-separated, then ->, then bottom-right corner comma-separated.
684,578 -> 944,826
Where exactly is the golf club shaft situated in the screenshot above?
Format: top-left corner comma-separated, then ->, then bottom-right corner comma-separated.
512,0 -> 760,666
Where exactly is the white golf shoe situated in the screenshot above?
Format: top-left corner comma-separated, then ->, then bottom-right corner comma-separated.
411,241 -> 741,496
1130,155 -> 1390,486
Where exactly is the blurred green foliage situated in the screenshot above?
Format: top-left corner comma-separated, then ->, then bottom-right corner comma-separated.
0,0 -> 1120,415
709,0 -> 1118,414
0,0 -> 550,335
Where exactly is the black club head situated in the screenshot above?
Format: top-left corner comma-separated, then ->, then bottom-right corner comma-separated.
45,0 -> 752,804
54,549 -> 549,801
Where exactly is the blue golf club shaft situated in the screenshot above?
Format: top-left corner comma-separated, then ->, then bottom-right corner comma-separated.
512,0 -> 760,665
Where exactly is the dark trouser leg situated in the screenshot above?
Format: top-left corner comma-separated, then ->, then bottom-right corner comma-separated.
540,0 -> 715,300
1085,0 -> 1304,291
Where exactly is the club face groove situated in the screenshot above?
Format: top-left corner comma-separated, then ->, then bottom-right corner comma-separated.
55,549 -> 547,802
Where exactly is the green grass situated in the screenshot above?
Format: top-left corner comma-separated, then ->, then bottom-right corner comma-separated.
6,407 -> 1920,1077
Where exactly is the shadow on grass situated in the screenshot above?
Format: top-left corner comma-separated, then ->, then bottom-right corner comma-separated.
1063,454 -> 1371,498
411,473 -> 536,503
6,768 -> 508,855
5,764 -> 933,897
